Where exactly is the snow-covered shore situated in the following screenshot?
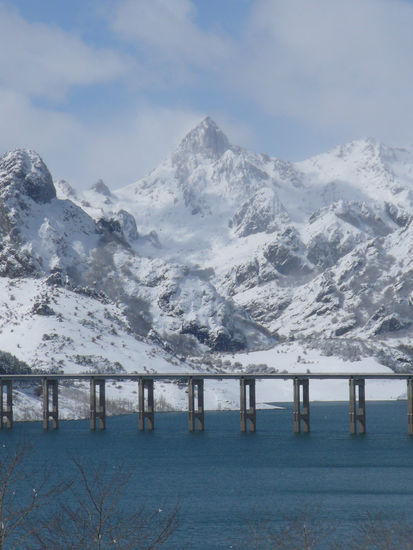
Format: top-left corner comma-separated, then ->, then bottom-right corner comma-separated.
11,342 -> 407,421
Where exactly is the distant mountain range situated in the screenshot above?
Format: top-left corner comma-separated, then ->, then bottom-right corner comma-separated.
1,117 -> 413,416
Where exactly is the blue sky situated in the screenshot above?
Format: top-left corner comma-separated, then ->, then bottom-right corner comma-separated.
1,0 -> 413,189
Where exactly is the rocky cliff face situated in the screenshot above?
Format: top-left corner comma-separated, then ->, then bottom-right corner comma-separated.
0,149 -> 56,205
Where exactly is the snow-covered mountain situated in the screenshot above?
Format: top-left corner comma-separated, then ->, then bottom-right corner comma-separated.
2,117 -> 413,416
65,118 -> 413,361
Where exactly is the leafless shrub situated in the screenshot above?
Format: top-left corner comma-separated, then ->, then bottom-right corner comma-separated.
154,394 -> 177,412
351,512 -> 413,550
241,505 -> 336,550
33,458 -> 178,550
0,441 -> 178,549
240,506 -> 413,550
0,440 -> 68,550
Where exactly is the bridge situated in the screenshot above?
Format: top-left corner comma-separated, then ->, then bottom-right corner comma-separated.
1,373 -> 413,434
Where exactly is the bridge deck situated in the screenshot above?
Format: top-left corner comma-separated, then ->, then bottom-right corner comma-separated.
0,372 -> 412,381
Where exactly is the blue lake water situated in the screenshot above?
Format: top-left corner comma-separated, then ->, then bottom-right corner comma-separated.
2,401 -> 413,549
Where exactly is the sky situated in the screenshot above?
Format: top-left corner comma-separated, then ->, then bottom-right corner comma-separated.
1,0 -> 413,190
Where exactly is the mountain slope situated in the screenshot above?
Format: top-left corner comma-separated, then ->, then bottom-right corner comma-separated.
0,147 -> 272,359
2,118 -> 413,417
55,117 -> 413,374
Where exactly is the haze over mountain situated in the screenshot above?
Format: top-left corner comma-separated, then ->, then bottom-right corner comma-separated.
2,117 -> 413,416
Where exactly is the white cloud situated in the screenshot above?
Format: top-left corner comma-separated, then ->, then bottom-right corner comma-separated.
0,4 -> 128,99
0,1 -> 253,191
0,89 -> 83,152
0,3 -> 227,191
9,0 -> 413,192
112,0 -> 229,68
0,1 -> 242,191
0,88 -> 203,189
79,106 -> 204,189
231,0 -> 413,144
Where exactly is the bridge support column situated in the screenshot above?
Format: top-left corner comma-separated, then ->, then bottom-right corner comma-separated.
349,378 -> 366,434
90,378 -> 106,430
139,378 -> 154,431
188,377 -> 204,431
0,379 -> 13,429
240,378 -> 256,432
408,378 -> 413,435
293,378 -> 310,433
43,378 -> 58,430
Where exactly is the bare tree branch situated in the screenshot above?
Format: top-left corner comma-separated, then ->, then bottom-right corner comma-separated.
0,439 -> 69,550
33,458 -> 179,549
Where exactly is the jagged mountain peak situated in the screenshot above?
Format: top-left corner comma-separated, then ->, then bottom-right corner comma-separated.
317,137 -> 413,169
91,179 -> 111,197
55,179 -> 77,199
297,136 -> 413,207
174,116 -> 232,161
0,148 -> 56,204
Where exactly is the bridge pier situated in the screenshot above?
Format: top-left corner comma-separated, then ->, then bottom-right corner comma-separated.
0,379 -> 13,429
139,378 -> 154,431
294,378 -> 310,433
188,377 -> 204,431
408,378 -> 413,435
349,378 -> 366,434
43,378 -> 58,430
240,378 -> 256,432
90,378 -> 106,430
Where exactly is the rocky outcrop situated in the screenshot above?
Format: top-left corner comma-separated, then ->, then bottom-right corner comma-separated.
173,116 -> 231,161
91,179 -> 112,197
0,149 -> 56,204
263,227 -> 311,277
230,188 -> 282,237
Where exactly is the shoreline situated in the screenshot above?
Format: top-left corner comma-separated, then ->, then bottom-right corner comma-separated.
7,398 -> 408,424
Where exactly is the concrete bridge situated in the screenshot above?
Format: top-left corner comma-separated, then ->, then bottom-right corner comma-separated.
1,373 -> 413,435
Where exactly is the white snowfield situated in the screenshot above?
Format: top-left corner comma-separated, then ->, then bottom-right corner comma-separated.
1,119 -> 413,419
1,279 -> 405,419
226,345 -> 406,404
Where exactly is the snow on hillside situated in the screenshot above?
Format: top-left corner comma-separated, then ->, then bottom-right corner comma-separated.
0,276 -> 263,419
64,119 -> 413,354
223,343 -> 406,402
2,118 -> 413,419
297,138 -> 413,210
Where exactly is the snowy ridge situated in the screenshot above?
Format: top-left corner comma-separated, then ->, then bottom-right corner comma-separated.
70,119 -> 413,353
